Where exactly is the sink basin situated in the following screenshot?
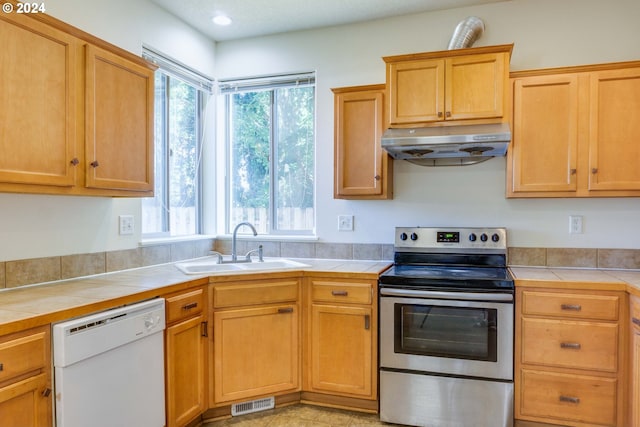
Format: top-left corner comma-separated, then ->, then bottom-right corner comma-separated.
237,259 -> 310,270
175,257 -> 310,275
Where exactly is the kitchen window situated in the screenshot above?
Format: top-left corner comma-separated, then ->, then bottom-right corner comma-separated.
141,48 -> 213,237
220,73 -> 316,235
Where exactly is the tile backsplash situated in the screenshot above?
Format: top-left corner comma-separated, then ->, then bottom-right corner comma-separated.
1,240 -> 638,289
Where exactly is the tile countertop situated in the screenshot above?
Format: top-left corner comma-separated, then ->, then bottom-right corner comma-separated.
510,266 -> 640,296
0,258 -> 392,336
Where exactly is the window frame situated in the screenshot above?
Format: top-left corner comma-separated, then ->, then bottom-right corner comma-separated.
220,72 -> 316,236
141,47 -> 213,238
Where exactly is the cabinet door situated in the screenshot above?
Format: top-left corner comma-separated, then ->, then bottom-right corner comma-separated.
0,373 -> 52,427
0,14 -> 78,187
309,304 -> 372,398
166,316 -> 206,427
85,44 -> 154,192
333,85 -> 392,199
213,304 -> 299,403
446,52 -> 507,121
387,59 -> 444,124
510,74 -> 580,193
633,325 -> 640,427
588,67 -> 640,191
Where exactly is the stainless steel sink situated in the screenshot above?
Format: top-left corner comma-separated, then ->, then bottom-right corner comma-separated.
175,257 -> 309,275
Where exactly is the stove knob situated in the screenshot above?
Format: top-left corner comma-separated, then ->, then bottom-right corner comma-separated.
469,233 -> 477,242
480,233 -> 488,242
410,232 -> 418,241
400,232 -> 408,241
492,233 -> 500,242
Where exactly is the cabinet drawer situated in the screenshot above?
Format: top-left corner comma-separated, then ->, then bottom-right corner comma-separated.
519,369 -> 617,426
166,288 -> 204,324
0,328 -> 48,384
521,318 -> 618,372
311,281 -> 372,305
214,280 -> 299,308
521,290 -> 619,321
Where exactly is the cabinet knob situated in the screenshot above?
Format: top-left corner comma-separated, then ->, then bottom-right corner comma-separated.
445,111 -> 451,118
70,158 -> 80,166
633,317 -> 640,327
374,175 -> 381,181
570,168 -> 577,175
591,167 -> 598,174
438,112 -> 443,118
90,160 -> 100,168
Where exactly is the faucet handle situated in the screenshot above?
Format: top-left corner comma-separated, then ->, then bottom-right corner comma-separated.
208,251 -> 224,264
245,245 -> 264,262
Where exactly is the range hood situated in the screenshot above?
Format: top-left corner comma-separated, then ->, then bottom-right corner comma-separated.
381,122 -> 511,166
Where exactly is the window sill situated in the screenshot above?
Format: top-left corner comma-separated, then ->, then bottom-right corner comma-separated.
140,234 -> 216,247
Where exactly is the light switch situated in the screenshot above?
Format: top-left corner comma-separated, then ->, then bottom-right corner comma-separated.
338,215 -> 354,231
119,215 -> 134,235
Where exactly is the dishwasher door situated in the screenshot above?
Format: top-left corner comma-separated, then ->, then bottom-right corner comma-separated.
52,298 -> 166,427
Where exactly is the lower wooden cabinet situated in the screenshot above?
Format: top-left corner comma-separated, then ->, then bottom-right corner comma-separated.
304,277 -> 377,404
211,278 -> 301,404
0,326 -> 52,427
164,287 -> 208,427
516,286 -> 627,427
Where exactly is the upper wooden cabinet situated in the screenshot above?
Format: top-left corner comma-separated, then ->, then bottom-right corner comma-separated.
0,13 -> 78,188
384,44 -> 512,127
332,84 -> 392,199
0,7 -> 155,197
508,61 -> 640,198
85,45 -> 154,192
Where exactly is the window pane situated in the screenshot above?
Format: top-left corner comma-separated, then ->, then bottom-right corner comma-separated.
274,86 -> 314,231
142,73 -> 168,235
168,78 -> 198,235
229,91 -> 271,234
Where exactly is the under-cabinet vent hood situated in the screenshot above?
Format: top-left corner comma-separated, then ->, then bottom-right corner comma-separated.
381,122 -> 511,166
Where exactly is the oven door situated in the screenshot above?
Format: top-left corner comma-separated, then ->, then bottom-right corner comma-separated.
379,288 -> 513,381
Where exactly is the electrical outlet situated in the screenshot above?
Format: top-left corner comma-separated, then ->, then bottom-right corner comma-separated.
569,215 -> 583,234
338,215 -> 354,231
119,215 -> 134,235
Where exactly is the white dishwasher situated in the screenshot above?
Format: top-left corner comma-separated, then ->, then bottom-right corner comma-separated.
52,298 -> 166,427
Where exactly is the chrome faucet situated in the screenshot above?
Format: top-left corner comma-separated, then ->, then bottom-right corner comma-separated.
231,222 -> 257,262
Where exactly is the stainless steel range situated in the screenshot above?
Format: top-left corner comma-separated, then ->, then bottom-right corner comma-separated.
379,227 -> 514,427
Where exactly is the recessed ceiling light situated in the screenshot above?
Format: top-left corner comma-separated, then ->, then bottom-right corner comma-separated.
212,14 -> 232,26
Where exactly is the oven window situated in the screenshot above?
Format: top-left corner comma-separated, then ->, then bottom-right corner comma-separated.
394,303 -> 497,362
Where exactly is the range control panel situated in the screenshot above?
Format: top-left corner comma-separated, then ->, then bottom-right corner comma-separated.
395,227 -> 507,252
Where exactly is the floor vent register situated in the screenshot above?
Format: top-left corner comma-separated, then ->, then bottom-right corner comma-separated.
231,397 -> 275,416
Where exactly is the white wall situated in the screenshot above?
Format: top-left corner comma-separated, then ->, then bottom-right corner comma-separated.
214,0 -> 640,249
0,0 -> 216,261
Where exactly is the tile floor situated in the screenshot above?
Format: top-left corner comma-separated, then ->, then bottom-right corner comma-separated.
201,404 -> 400,426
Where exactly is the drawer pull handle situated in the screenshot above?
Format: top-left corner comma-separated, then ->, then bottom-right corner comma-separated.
182,302 -> 198,310
332,290 -> 349,297
633,317 -> 640,327
364,314 -> 370,330
559,395 -> 580,404
0,363 -> 3,371
42,388 -> 52,398
561,304 -> 582,311
560,342 -> 581,350
278,307 -> 294,314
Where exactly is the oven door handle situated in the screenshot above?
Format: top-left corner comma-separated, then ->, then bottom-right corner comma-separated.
379,287 -> 513,302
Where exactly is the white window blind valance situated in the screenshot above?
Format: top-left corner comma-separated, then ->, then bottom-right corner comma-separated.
218,72 -> 316,94
142,46 -> 214,93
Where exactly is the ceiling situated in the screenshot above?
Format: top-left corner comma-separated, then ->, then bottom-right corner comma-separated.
149,0 -> 507,42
